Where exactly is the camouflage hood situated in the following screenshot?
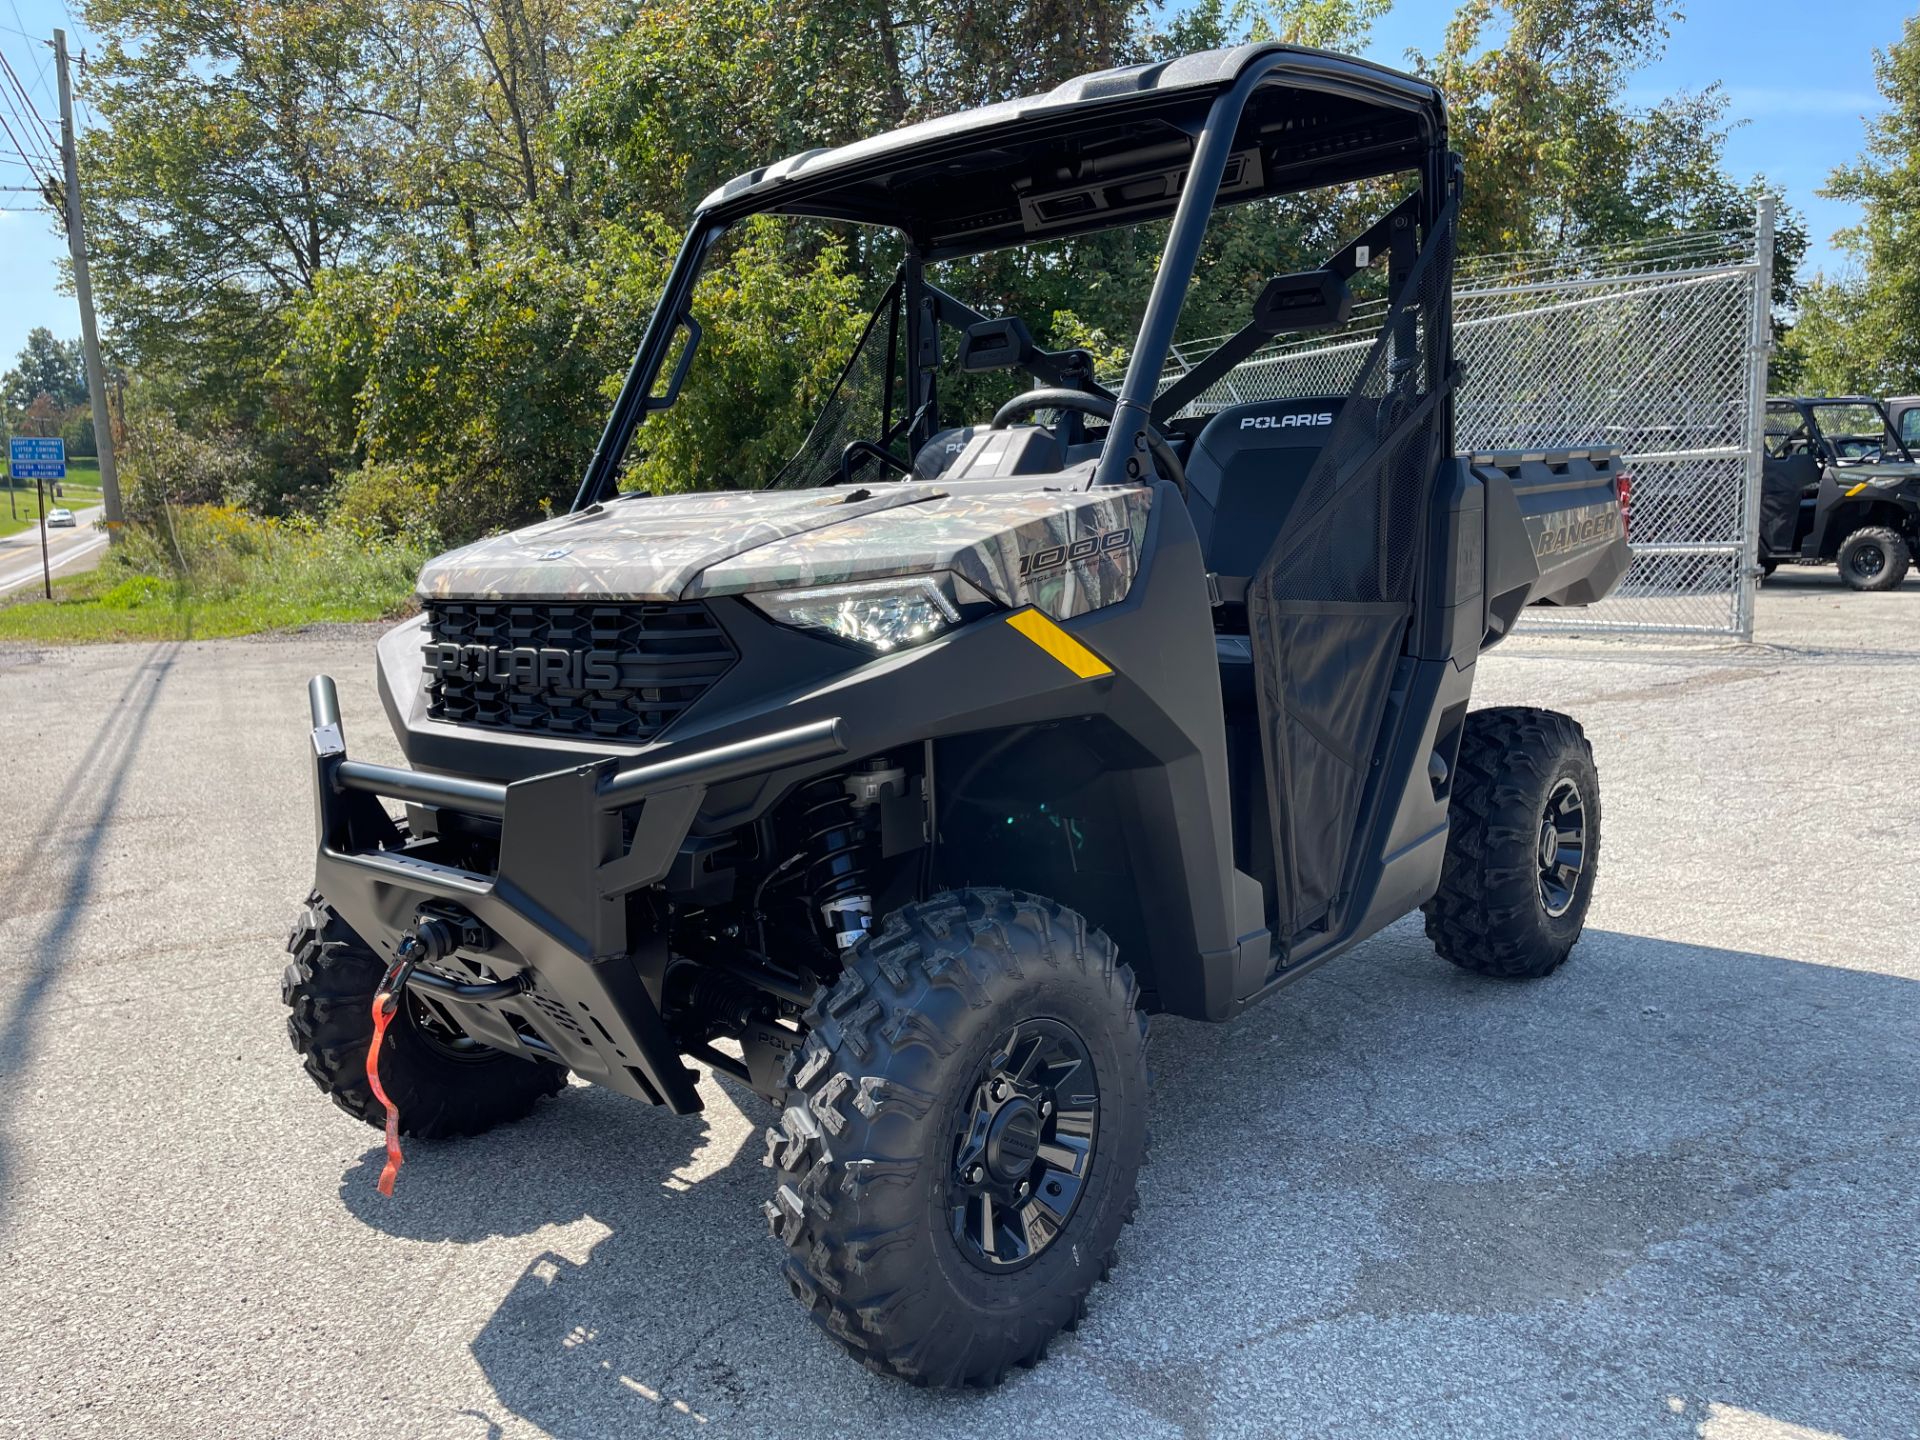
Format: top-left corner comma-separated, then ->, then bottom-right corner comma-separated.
417,481 -> 1155,620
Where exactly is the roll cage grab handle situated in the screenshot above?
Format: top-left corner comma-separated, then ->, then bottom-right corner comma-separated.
571,52 -> 1451,513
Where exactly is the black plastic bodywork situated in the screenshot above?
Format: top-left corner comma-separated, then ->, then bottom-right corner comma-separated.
1760,396 -> 1920,565
308,445 -> 1621,1095
303,43 -> 1629,1110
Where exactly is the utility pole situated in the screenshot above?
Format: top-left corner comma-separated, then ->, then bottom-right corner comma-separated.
53,28 -> 123,540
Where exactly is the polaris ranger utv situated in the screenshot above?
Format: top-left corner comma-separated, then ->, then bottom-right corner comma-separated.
1760,396 -> 1920,590
284,43 -> 1629,1387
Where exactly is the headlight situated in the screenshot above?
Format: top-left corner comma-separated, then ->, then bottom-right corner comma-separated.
749,574 -> 980,652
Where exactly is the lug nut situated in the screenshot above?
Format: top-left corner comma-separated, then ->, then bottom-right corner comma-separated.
968,1165 -> 984,1184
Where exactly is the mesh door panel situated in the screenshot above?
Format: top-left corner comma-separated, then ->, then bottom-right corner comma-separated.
1247,206 -> 1455,939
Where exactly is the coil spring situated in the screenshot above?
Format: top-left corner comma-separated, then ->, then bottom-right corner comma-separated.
798,774 -> 871,908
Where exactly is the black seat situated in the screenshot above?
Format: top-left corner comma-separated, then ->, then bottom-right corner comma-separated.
1185,396 -> 1345,683
1184,396 -> 1346,586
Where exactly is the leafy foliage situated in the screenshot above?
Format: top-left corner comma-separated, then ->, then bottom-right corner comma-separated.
0,504 -> 427,643
3,328 -> 88,413
61,0 -> 1799,570
1778,16 -> 1920,395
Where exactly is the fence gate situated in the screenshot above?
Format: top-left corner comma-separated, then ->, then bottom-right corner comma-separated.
1158,205 -> 1776,638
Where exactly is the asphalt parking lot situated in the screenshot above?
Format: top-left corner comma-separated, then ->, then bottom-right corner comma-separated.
1,565 -> 1916,1439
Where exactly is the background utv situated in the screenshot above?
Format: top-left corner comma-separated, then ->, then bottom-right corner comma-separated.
1760,396 -> 1920,589
283,42 -> 1630,1387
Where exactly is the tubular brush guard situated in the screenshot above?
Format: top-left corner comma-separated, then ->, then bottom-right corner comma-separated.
304,674 -> 845,1111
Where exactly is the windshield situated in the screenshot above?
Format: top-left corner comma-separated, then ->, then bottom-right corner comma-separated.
616,175 -> 1425,498
1808,402 -> 1905,463
571,50 -> 1451,512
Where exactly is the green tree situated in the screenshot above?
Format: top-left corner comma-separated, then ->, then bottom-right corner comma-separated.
61,408 -> 98,459
1777,276 -> 1875,394
2,328 -> 87,413
1781,15 -> 1920,394
78,1 -> 384,365
1410,0 -> 1794,258
69,0 -> 1792,548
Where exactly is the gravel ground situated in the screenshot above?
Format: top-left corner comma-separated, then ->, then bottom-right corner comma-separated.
1,565 -> 1915,1439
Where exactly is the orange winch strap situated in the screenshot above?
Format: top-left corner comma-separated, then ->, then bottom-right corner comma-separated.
366,988 -> 404,1196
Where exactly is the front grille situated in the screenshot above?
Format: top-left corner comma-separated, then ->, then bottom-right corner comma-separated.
423,601 -> 737,743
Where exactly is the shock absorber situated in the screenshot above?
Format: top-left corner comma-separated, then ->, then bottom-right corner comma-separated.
799,773 -> 876,952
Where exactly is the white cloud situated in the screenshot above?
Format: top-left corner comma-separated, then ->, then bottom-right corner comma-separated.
1724,85 -> 1886,117
1624,85 -> 1887,118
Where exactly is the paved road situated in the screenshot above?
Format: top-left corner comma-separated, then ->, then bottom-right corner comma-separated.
0,505 -> 108,597
0,572 -> 1915,1439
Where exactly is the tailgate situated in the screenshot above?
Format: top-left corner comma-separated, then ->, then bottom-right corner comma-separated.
1474,448 -> 1630,610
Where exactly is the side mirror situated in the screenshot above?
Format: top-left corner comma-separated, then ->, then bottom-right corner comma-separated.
959,316 -> 1037,373
1253,270 -> 1352,336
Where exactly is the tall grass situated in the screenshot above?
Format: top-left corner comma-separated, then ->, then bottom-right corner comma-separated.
0,505 -> 428,643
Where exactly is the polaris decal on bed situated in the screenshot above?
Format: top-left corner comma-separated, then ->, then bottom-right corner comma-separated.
1017,527 -> 1133,578
1529,503 -> 1622,560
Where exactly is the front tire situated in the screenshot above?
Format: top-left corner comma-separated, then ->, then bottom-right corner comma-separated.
1423,708 -> 1600,979
282,894 -> 567,1137
764,889 -> 1149,1387
1836,526 -> 1911,591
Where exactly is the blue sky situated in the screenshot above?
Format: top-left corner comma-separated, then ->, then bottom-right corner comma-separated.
0,0 -> 1911,371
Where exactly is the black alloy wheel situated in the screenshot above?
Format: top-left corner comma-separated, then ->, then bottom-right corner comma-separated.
1536,778 -> 1588,919
764,888 -> 1150,1387
1422,707 -> 1602,979
948,1019 -> 1099,1271
1837,527 -> 1911,591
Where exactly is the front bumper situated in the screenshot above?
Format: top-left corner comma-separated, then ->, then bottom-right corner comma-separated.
305,674 -> 844,1111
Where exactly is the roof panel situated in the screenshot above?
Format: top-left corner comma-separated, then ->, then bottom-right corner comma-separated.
695,43 -> 1444,252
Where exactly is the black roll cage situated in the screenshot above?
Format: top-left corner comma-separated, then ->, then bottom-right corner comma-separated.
1771,396 -> 1917,466
571,45 -> 1451,514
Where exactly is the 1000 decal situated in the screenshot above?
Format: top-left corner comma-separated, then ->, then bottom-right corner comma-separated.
1017,528 -> 1132,578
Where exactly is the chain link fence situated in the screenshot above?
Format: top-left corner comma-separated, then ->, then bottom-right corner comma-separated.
1158,206 -> 1776,638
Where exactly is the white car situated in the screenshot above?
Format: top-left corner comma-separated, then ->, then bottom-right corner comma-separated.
45,507 -> 75,528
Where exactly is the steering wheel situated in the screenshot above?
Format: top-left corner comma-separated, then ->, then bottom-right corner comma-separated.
840,438 -> 912,484
989,388 -> 1188,497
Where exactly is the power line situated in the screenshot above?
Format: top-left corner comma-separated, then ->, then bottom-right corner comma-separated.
0,86 -> 56,182
0,49 -> 57,152
0,111 -> 54,177
1,1 -> 52,107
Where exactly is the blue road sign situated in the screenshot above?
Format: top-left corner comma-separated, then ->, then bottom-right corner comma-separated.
9,436 -> 67,481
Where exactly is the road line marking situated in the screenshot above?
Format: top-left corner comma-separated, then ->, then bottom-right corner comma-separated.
0,532 -> 109,595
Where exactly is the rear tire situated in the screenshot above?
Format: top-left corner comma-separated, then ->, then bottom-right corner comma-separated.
1423,708 -> 1600,979
764,889 -> 1149,1387
282,894 -> 567,1137
1836,527 -> 1910,591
